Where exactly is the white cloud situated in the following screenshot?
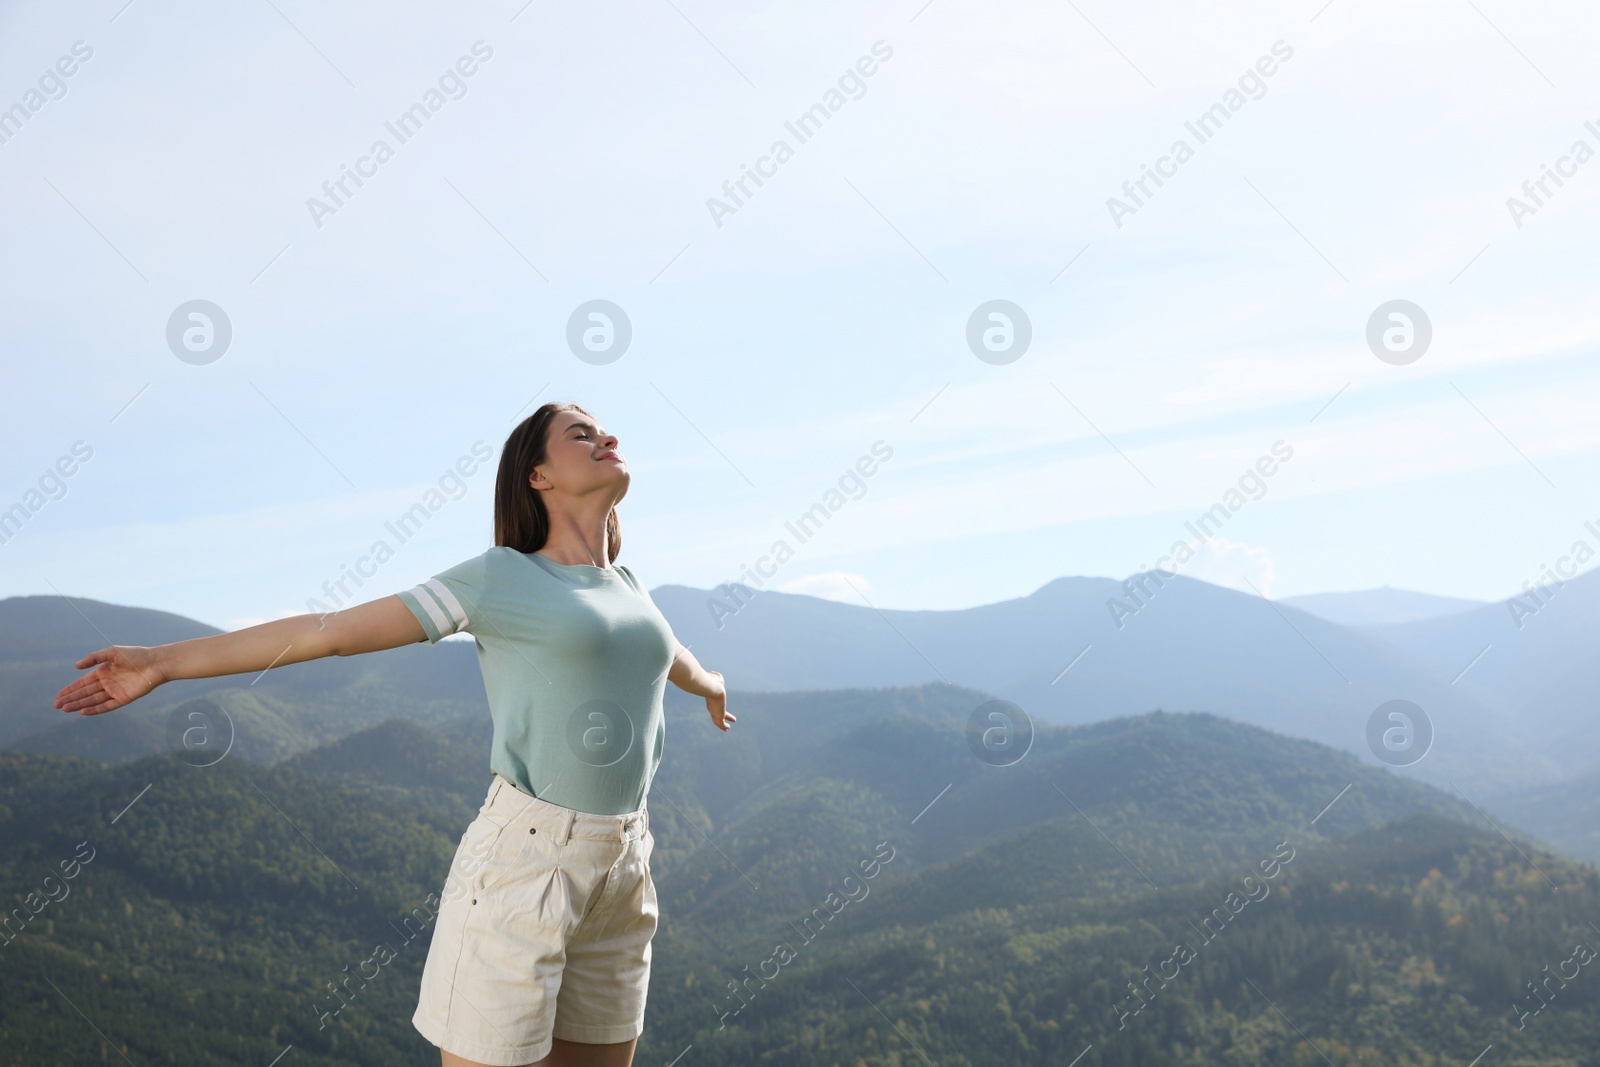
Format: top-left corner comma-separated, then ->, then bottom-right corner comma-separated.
1177,538 -> 1278,598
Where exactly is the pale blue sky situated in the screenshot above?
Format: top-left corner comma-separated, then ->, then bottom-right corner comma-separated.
3,0 -> 1598,629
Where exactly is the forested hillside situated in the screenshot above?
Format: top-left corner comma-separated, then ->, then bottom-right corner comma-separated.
4,688 -> 1594,1065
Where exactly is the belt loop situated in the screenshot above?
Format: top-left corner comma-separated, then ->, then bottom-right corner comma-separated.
557,808 -> 575,846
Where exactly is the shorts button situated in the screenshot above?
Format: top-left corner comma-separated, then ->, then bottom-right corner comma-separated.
529,827 -> 537,834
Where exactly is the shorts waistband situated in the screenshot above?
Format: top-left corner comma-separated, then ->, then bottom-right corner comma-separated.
484,773 -> 649,845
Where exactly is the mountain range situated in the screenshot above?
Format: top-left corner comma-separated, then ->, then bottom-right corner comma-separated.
657,571 -> 1597,790
3,573 -> 1598,1064
4,685 -> 1596,1065
4,571 -> 1595,854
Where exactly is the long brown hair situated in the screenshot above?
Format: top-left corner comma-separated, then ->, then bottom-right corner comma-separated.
494,402 -> 622,561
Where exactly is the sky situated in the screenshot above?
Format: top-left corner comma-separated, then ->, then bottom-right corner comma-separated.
3,0 -> 1599,630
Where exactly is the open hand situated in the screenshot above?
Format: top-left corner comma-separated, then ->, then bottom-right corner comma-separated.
703,670 -> 734,731
53,646 -> 164,715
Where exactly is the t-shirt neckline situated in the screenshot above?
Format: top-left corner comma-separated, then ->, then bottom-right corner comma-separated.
524,550 -> 622,579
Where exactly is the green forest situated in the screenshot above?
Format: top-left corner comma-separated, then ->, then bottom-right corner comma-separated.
2,684 -> 1597,1066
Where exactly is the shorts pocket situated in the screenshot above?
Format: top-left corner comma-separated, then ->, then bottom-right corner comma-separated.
451,815 -> 514,899
476,814 -> 564,896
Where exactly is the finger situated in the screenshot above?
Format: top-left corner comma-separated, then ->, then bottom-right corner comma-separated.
58,683 -> 107,712
61,692 -> 110,713
54,673 -> 98,699
64,691 -> 116,715
74,648 -> 115,670
55,671 -> 107,704
86,686 -> 126,714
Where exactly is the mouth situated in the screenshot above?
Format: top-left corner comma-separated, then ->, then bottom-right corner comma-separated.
598,450 -> 623,463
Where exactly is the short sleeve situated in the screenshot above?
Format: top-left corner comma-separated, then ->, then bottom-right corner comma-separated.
398,553 -> 489,644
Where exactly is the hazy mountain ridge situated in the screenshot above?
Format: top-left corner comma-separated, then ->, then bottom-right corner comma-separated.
1,595 -> 485,762
653,575 -> 1557,789
1280,586 -> 1486,626
6,584 -> 1594,878
1358,567 -> 1600,776
6,581 -> 1594,814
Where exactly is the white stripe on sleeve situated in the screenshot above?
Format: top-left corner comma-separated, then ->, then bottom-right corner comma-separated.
425,578 -> 470,631
408,583 -> 453,635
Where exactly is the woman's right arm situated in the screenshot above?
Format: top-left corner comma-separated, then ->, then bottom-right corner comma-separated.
53,594 -> 426,716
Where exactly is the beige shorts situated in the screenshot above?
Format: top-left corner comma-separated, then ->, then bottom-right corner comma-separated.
413,774 -> 657,1065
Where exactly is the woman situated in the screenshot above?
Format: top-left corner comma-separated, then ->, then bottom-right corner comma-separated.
52,402 -> 732,1067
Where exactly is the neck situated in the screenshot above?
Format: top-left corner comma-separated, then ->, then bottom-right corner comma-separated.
537,498 -> 613,567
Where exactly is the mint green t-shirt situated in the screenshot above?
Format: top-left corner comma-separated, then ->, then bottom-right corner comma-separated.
398,547 -> 678,816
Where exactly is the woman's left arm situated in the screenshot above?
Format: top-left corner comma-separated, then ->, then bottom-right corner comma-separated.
669,642 -> 733,731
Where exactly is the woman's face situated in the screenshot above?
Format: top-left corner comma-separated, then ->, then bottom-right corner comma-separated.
531,410 -> 628,501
